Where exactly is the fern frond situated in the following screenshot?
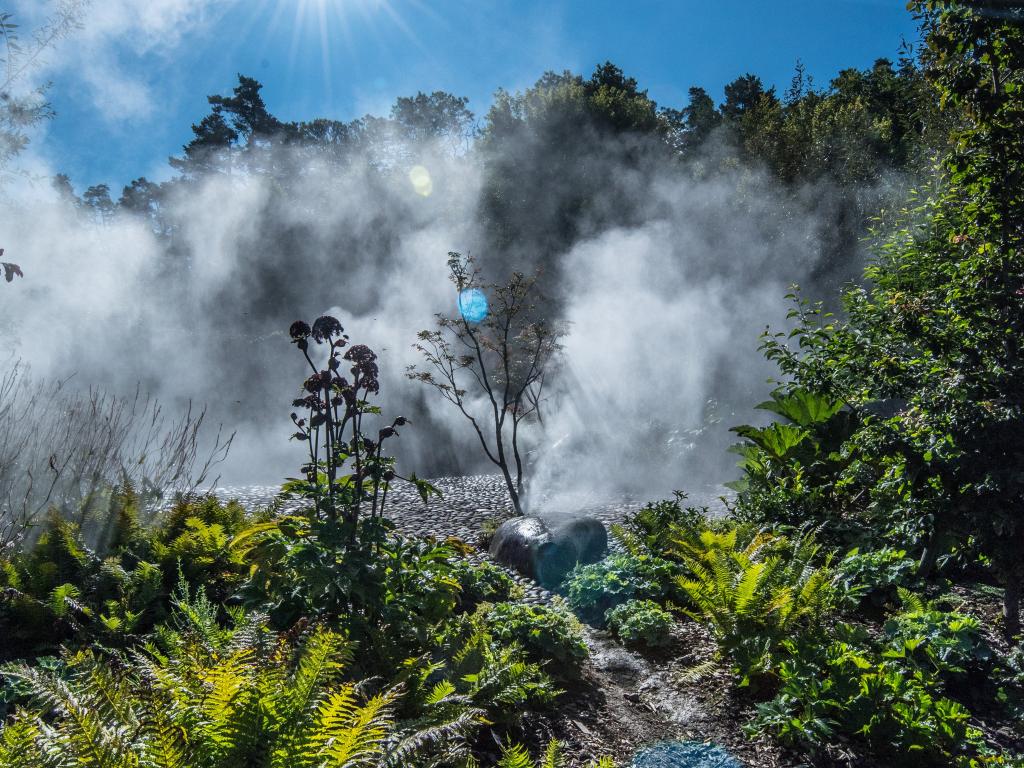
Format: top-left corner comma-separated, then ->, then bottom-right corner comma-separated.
497,743 -> 534,768
8,663 -> 138,768
282,628 -> 350,726
541,739 -> 564,768
675,657 -> 719,683
0,715 -> 45,768
309,686 -> 395,766
897,586 -> 926,614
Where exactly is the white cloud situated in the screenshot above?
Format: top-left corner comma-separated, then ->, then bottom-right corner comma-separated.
12,0 -> 232,121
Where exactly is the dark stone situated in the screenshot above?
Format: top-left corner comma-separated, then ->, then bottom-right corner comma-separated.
489,515 -> 608,588
548,515 -> 608,564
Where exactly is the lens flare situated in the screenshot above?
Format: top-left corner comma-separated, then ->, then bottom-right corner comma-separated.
458,288 -> 488,323
409,165 -> 433,196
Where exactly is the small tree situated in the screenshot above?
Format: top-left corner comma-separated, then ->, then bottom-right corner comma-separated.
409,253 -> 564,514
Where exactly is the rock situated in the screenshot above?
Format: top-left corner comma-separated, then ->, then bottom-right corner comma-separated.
547,515 -> 608,565
489,514 -> 607,588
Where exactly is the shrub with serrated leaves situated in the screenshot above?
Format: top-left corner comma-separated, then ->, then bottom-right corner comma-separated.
449,558 -> 524,612
834,546 -> 918,611
482,602 -> 588,679
605,599 -> 673,649
751,621 -> 1005,766
564,552 -> 680,626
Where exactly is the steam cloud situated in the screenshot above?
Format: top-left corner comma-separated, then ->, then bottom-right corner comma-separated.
0,144 -> 868,510
1,95 -> 895,511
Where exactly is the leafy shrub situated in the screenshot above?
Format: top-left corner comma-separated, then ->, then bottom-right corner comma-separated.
564,552 -> 679,626
834,546 -> 917,610
752,622 -> 995,766
672,528 -> 833,682
482,602 -> 588,679
450,558 -> 524,612
884,602 -> 993,685
605,599 -> 673,649
726,388 -> 865,547
233,317 -> 450,665
0,493 -> 254,658
620,492 -> 707,555
424,608 -> 559,725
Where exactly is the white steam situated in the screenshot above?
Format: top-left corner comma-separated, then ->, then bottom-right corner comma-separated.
0,132 -> 858,513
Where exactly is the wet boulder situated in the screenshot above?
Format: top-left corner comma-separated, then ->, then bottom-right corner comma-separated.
489,515 -> 607,588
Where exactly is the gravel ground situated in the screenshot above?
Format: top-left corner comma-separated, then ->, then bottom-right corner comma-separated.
211,474 -> 731,606
214,474 -> 730,540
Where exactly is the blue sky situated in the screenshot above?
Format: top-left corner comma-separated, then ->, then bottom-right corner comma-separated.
22,0 -> 921,191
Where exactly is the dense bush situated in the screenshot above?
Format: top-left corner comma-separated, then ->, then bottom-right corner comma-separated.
426,607 -> 559,725
883,598 -> 993,688
618,493 -> 708,556
450,558 -> 524,612
834,546 -> 918,611
605,599 -> 674,649
752,620 -> 995,766
232,317 -> 455,667
564,552 -> 680,626
482,602 -> 589,679
0,586 -> 487,768
0,489 -> 252,659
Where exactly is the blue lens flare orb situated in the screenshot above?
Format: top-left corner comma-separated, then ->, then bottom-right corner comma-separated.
458,288 -> 489,323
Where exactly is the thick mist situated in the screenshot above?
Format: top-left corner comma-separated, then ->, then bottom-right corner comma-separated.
0,125 -> 888,511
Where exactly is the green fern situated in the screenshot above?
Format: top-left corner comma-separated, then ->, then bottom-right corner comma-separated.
497,741 -> 613,768
0,604 -> 453,768
672,527 -> 833,677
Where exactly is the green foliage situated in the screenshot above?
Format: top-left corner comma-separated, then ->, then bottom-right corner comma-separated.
1,603 -> 401,767
564,552 -> 680,626
423,607 -> 559,726
0,493 -> 253,658
884,604 -> 992,685
449,558 -> 524,612
493,740 -> 615,768
481,602 -> 588,679
752,619 -> 1004,766
605,599 -> 674,649
727,388 -> 864,544
234,318 -> 456,666
834,546 -> 918,610
237,517 -> 460,667
671,528 -> 833,682
740,3 -> 1024,636
616,492 -> 707,556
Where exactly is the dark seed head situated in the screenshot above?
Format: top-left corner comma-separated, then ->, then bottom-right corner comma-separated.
311,315 -> 343,342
